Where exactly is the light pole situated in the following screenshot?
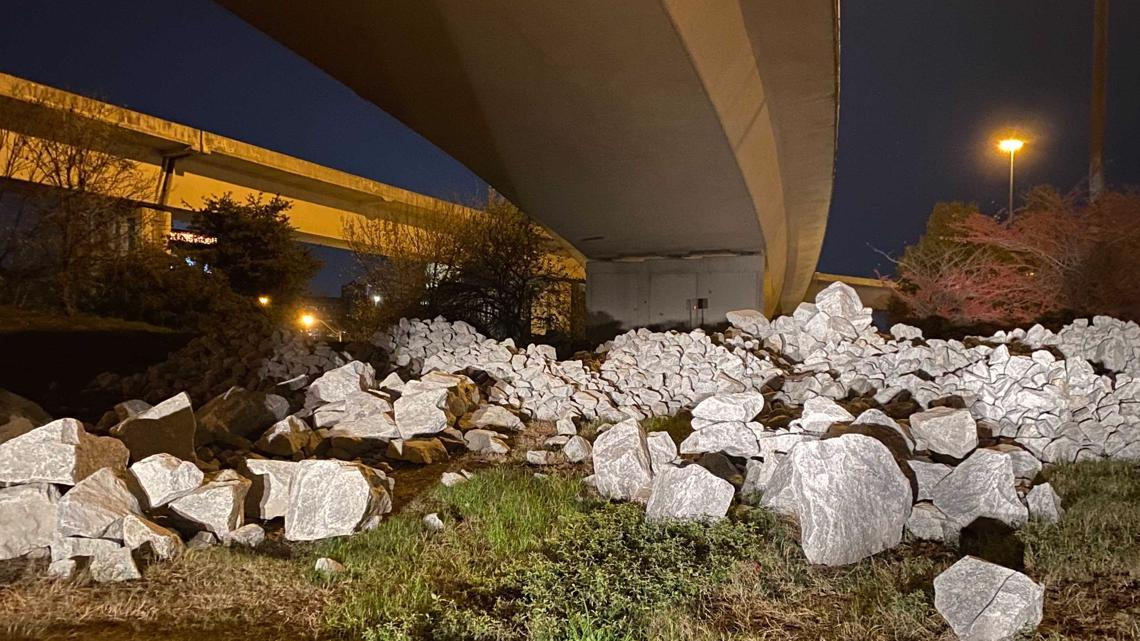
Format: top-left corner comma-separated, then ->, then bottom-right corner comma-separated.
300,313 -> 343,342
998,138 -> 1024,215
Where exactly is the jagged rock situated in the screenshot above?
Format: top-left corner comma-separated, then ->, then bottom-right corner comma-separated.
47,559 -> 77,579
797,397 -> 855,434
740,457 -> 779,500
377,372 -> 405,393
111,392 -> 197,462
386,438 -> 448,464
50,536 -> 119,563
905,503 -> 959,544
990,444 -> 1042,481
544,435 -> 571,448
0,389 -> 50,445
109,514 -> 184,560
224,523 -> 266,548
129,453 -> 203,509
0,418 -> 127,485
197,387 -> 288,441
169,470 -> 251,537
563,435 -> 592,463
591,419 -> 653,502
306,361 -> 376,406
0,483 -> 59,560
464,429 -> 510,455
890,323 -> 923,341
394,386 -> 455,439
423,513 -> 444,531
469,405 -> 524,432
285,460 -> 392,541
440,471 -> 467,487
555,415 -> 577,436
244,458 -> 298,520
932,449 -> 1027,529
187,531 -> 218,549
645,464 -> 733,522
526,450 -> 558,466
314,557 -> 344,574
691,392 -> 765,423
726,309 -> 770,335
57,468 -> 141,538
255,415 -> 318,457
908,460 -> 953,502
89,546 -> 141,583
679,421 -> 760,458
909,407 -> 978,459
934,556 -> 1044,641
1026,483 -> 1064,524
646,431 -> 679,472
762,434 -> 912,566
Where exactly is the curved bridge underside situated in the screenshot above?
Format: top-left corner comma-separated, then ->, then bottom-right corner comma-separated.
219,0 -> 838,316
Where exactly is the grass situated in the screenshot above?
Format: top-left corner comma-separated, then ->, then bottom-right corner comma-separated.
639,413 -> 693,445
1,460 -> 1137,640
0,305 -> 175,334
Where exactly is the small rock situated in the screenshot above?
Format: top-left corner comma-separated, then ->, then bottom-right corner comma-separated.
562,436 -> 592,463
314,557 -> 345,575
46,558 -> 77,580
591,419 -> 654,502
797,397 -> 855,434
1026,483 -> 1064,524
109,514 -> 184,560
440,471 -> 468,487
0,483 -> 60,560
129,453 -> 203,509
905,503 -> 959,544
423,513 -> 444,531
244,459 -> 298,520
255,415 -> 318,457
469,405 -> 524,432
526,450 -> 558,466
89,546 -> 141,583
464,429 -> 510,455
909,407 -> 978,459
224,523 -> 266,548
187,531 -> 218,549
646,431 -> 678,473
386,438 -> 449,464
306,361 -> 375,407
934,556 -> 1044,641
691,392 -> 765,423
555,416 -> 577,436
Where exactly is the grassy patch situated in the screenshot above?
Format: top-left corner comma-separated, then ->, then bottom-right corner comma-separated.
639,412 -> 693,445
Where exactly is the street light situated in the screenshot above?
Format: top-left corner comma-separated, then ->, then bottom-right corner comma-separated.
299,312 -> 343,342
998,138 -> 1025,215
257,295 -> 271,306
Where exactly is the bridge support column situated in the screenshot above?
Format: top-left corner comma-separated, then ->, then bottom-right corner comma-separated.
585,254 -> 764,336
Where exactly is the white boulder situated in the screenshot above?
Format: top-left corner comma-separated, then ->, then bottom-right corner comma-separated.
0,418 -> 127,485
934,556 -> 1044,641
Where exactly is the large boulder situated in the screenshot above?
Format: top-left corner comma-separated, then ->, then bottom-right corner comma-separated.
197,387 -> 288,442
129,453 -> 203,509
691,392 -> 765,423
463,429 -> 510,455
931,449 -> 1027,529
89,546 -> 142,583
797,397 -> 855,434
762,434 -> 912,566
909,407 -> 978,459
244,458 -> 298,520
0,418 -> 127,485
108,513 -> 184,561
934,556 -> 1044,641
394,386 -> 457,439
305,361 -> 376,407
111,392 -> 198,462
645,464 -> 733,522
168,470 -> 251,537
284,460 -> 392,541
56,468 -> 141,538
591,419 -> 654,502
255,415 -> 319,457
679,421 -> 760,458
0,483 -> 59,560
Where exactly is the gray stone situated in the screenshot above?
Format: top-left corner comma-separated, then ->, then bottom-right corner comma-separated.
725,309 -> 770,335
0,483 -> 59,560
244,458 -> 298,520
224,523 -> 266,548
377,372 -> 405,393
423,512 -> 444,531
469,405 -> 524,432
197,387 -> 287,441
306,361 -> 375,406
50,536 -> 119,563
934,556 -> 1044,641
0,418 -> 127,485
544,435 -> 571,448
762,434 -> 912,566
909,407 -> 978,459
89,546 -> 141,583
890,323 -> 923,341
129,453 -> 203,509
740,457 -> 779,501
440,471 -> 467,487
169,470 -> 251,537
108,513 -> 183,560
905,503 -> 959,544
908,460 -> 953,502
187,531 -> 218,549
47,558 -> 77,579
285,460 -> 392,541
932,449 -> 1027,529
645,464 -> 733,522
464,429 -> 510,454
679,421 -> 759,458
563,435 -> 592,463
526,450 -> 558,466
555,415 -> 577,436
255,415 -> 318,457
111,392 -> 197,462
394,386 -> 454,439
646,431 -> 678,473
798,397 -> 855,434
991,445 -> 1042,481
57,468 -> 141,538
591,419 -> 654,502
691,392 -> 765,423
1026,483 -> 1064,524
314,557 -> 344,575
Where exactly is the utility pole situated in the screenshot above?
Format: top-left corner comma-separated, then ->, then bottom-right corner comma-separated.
1089,0 -> 1108,199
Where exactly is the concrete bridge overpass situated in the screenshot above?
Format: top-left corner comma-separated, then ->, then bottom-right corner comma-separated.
0,72 -> 585,273
218,0 -> 840,322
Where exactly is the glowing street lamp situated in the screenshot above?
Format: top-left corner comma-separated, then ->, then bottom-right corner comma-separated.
300,313 -> 316,329
997,138 -> 1025,215
299,312 -> 343,342
257,295 -> 271,306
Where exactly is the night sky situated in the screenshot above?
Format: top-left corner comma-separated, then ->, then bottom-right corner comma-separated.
1,1 -> 1138,294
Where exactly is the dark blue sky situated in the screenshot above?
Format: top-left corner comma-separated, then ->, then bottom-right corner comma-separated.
1,1 -> 1138,294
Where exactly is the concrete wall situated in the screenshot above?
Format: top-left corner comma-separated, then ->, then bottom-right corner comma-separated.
586,255 -> 764,333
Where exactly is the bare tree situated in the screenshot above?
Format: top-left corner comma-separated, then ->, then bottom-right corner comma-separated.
0,88 -> 151,312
